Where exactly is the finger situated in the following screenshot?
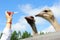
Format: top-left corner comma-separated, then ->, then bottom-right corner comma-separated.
5,11 -> 9,17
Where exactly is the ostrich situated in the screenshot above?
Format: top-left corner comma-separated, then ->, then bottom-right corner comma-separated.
25,16 -> 38,35
35,8 -> 60,32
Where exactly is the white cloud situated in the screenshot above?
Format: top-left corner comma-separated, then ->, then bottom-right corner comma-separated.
42,25 -> 55,33
12,17 -> 28,32
0,31 -> 2,33
31,26 -> 55,35
12,23 -> 26,32
19,4 -> 42,16
12,24 -> 26,33
14,11 -> 19,14
50,6 -> 60,19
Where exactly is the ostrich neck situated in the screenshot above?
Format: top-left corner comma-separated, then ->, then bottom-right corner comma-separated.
30,22 -> 37,34
50,19 -> 60,32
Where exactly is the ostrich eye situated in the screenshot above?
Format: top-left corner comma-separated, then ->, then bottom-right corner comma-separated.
44,10 -> 48,12
31,16 -> 34,18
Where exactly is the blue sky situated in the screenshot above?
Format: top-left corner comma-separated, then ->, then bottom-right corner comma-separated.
0,0 -> 60,33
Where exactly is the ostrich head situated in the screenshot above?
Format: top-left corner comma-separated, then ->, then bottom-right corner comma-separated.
35,8 -> 55,21
25,16 -> 35,26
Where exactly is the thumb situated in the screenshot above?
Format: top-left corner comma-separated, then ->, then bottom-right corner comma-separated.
5,11 -> 9,17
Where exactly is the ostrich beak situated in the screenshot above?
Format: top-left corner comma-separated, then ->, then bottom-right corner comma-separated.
25,17 -> 27,19
35,14 -> 40,17
35,13 -> 43,17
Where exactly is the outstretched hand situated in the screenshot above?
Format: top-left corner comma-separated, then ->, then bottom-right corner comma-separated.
5,11 -> 14,22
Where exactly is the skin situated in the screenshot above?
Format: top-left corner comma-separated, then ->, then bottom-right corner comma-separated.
5,11 -> 14,29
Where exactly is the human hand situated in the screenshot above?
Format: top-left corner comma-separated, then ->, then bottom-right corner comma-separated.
5,11 -> 14,22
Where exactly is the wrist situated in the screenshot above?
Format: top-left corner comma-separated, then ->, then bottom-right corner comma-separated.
7,19 -> 12,22
7,22 -> 12,24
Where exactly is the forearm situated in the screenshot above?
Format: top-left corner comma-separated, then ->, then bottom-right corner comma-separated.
0,11 -> 13,40
6,19 -> 12,29
0,19 -> 12,40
